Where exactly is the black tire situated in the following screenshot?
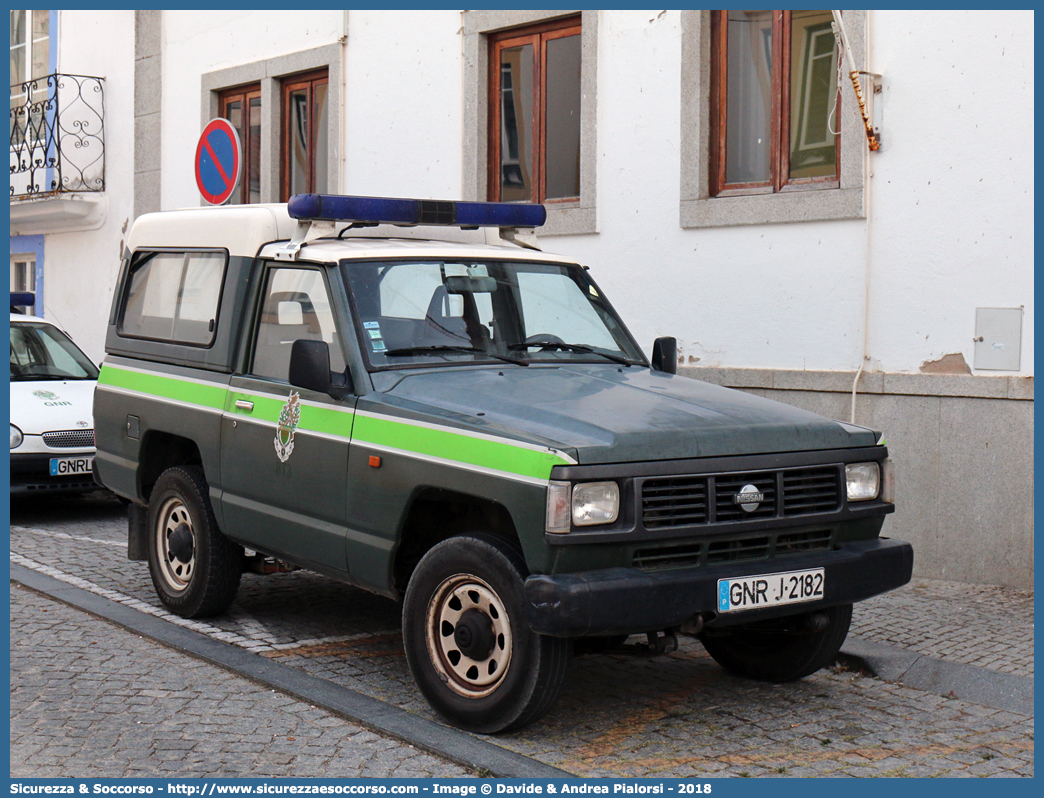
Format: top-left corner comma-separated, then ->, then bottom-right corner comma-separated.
402,534 -> 571,733
699,603 -> 852,682
146,465 -> 242,618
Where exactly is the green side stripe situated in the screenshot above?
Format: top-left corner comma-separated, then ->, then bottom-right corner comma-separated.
227,391 -> 354,439
99,365 -> 227,410
353,414 -> 566,481
101,366 -> 564,481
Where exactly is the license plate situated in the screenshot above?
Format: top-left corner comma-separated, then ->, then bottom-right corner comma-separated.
49,456 -> 94,476
717,568 -> 825,613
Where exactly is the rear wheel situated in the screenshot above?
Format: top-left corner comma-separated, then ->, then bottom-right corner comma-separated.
402,534 -> 571,733
699,603 -> 852,682
146,465 -> 242,618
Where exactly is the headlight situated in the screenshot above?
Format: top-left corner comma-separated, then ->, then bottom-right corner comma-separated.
571,481 -> 620,526
846,462 -> 880,501
10,424 -> 23,450
546,480 -> 622,532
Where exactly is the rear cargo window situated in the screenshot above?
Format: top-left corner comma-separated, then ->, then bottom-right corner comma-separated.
119,251 -> 226,346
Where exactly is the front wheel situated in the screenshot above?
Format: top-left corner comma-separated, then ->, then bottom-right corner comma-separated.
402,534 -> 571,733
699,603 -> 852,682
146,465 -> 242,618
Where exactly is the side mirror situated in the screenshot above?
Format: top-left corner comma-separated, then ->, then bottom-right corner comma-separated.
289,339 -> 352,399
651,337 -> 677,375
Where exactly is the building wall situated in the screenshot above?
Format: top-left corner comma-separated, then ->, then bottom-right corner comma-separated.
684,367 -> 1034,588
20,10 -> 1027,585
9,10 -> 136,361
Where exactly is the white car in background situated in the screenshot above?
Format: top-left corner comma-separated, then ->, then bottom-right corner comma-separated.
10,305 -> 102,495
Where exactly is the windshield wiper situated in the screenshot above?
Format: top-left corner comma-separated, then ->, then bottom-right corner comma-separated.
383,345 -> 528,366
508,340 -> 635,366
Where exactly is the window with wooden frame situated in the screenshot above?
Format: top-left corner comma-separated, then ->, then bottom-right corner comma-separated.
219,84 -> 261,205
488,15 -> 581,205
711,10 -> 841,197
281,69 -> 329,201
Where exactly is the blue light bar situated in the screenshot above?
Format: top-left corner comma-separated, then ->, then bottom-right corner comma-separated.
287,194 -> 546,229
10,292 -> 35,307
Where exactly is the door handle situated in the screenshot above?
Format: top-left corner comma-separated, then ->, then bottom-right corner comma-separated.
234,400 -> 254,411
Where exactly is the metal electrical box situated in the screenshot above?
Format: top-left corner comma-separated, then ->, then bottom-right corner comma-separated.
974,307 -> 1023,371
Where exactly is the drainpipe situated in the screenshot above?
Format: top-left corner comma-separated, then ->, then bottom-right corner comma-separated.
833,10 -> 875,424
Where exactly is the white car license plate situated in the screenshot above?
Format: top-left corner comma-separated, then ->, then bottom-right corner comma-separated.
717,568 -> 825,613
50,456 -> 94,476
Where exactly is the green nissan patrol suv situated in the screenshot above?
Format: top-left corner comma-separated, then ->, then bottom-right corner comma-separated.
94,194 -> 911,733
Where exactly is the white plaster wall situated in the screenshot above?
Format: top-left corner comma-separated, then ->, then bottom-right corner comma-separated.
40,10 -> 135,361
343,10 -> 463,199
866,9 -> 1034,376
543,9 -> 1033,377
160,10 -> 344,210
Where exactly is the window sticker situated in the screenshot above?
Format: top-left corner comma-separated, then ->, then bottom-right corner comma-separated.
368,329 -> 383,340
372,340 -> 387,352
363,321 -> 380,329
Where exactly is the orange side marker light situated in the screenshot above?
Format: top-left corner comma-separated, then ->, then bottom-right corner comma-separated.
369,455 -> 381,468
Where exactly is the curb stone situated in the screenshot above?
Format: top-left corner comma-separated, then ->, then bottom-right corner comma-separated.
10,562 -> 570,780
838,637 -> 1033,715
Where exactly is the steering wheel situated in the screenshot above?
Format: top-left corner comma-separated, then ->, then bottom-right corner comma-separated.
524,334 -> 565,345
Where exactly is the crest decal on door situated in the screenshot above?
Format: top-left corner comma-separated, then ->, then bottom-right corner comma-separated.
274,392 -> 301,463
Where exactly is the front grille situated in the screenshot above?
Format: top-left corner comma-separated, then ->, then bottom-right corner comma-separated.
783,467 -> 841,515
632,529 -> 834,571
642,476 -> 708,528
641,464 -> 842,529
714,472 -> 777,522
632,543 -> 702,570
42,429 -> 95,448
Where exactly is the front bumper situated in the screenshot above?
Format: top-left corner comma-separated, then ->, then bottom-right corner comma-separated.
524,537 -> 913,637
10,451 -> 102,495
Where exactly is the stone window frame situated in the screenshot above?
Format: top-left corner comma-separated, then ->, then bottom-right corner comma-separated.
463,10 -> 598,236
680,10 -> 867,228
201,44 -> 341,205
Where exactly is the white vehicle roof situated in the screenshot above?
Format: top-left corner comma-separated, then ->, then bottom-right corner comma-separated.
126,203 -> 579,266
10,312 -> 50,324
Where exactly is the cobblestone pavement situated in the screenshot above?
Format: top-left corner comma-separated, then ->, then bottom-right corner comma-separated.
9,494 -> 1036,778
11,585 -> 470,779
851,579 -> 1034,677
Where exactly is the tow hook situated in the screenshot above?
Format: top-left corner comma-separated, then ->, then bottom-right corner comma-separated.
244,553 -> 298,575
613,629 -> 680,657
800,611 -> 830,632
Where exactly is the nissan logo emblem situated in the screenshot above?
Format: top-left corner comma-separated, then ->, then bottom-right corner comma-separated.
733,484 -> 764,512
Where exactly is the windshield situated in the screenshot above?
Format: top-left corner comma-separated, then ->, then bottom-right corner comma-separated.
343,260 -> 646,369
10,322 -> 99,381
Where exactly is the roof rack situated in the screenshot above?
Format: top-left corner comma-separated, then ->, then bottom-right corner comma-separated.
275,193 -> 545,261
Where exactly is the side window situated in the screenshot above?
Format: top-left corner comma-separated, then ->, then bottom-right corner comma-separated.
710,9 -> 840,195
120,251 -> 226,345
281,69 -> 329,201
219,83 -> 261,205
250,267 -> 345,382
489,16 -> 581,204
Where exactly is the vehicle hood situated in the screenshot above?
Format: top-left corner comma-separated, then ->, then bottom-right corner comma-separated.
376,365 -> 878,464
10,379 -> 96,435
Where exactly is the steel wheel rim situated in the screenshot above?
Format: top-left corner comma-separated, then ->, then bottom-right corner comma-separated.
425,574 -> 513,698
156,497 -> 194,593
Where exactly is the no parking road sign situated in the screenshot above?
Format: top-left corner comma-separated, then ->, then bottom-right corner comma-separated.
195,118 -> 241,205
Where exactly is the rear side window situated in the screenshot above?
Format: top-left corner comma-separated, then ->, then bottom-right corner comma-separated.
120,251 -> 226,345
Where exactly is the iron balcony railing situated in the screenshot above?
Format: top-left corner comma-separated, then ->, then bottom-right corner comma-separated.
10,73 -> 105,199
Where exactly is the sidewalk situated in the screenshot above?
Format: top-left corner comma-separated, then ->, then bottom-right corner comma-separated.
851,577 -> 1034,678
9,513 -> 1035,779
10,584 -> 471,779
